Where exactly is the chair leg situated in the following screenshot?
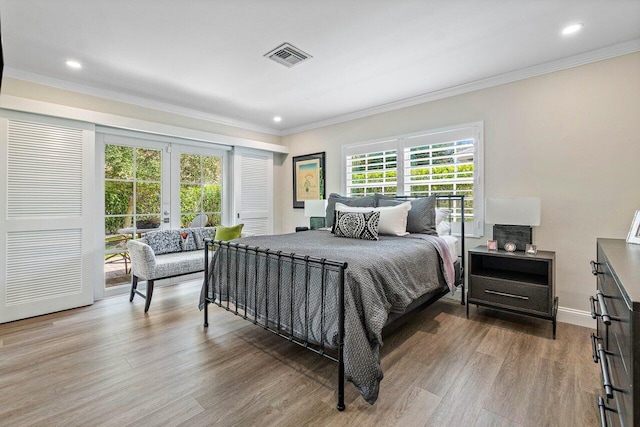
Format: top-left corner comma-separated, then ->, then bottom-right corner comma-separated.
130,275 -> 138,302
144,280 -> 154,313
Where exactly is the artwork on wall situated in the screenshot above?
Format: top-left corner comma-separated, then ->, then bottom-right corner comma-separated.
292,152 -> 325,208
626,210 -> 640,245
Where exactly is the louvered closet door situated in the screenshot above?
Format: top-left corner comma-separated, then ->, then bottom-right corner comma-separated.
233,148 -> 273,235
0,113 -> 95,323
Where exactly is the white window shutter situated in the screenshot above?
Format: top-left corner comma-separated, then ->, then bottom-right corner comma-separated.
0,114 -> 95,323
234,148 -> 273,235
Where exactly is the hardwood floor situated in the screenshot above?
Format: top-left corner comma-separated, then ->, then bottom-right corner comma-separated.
0,280 -> 601,426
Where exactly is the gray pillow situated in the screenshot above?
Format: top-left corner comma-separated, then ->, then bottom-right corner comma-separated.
378,196 -> 437,235
326,193 -> 376,228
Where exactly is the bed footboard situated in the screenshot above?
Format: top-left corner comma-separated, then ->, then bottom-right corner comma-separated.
203,239 -> 349,411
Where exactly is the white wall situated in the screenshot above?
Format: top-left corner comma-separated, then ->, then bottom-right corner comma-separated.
276,52 -> 640,313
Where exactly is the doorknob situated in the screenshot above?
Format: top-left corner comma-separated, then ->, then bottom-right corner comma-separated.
164,210 -> 170,215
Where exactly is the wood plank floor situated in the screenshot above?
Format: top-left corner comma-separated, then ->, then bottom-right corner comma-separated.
0,280 -> 601,426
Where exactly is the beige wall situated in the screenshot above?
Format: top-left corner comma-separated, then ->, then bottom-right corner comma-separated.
1,77 -> 281,145
4,53 -> 639,313
276,52 -> 640,313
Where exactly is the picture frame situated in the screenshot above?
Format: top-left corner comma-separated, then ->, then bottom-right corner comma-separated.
626,210 -> 640,245
487,240 -> 498,251
292,152 -> 325,209
526,244 -> 538,255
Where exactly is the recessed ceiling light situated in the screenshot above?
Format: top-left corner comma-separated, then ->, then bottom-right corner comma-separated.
273,116 -> 282,123
562,23 -> 584,36
66,60 -> 82,69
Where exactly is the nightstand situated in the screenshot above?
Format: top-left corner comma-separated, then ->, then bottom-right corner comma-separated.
467,246 -> 558,339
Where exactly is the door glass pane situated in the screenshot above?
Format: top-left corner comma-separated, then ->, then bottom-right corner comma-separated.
104,143 -> 162,288
179,153 -> 222,228
180,154 -> 201,183
105,181 -> 133,216
105,145 -> 133,180
180,184 -> 201,213
203,156 -> 221,184
203,184 -> 221,212
136,182 -> 161,214
136,148 -> 161,181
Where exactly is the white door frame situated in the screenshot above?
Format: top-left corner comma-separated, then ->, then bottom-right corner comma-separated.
96,129 -> 231,299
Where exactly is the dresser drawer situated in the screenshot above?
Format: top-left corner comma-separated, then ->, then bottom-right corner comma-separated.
600,261 -> 632,379
469,275 -> 549,314
608,344 -> 632,427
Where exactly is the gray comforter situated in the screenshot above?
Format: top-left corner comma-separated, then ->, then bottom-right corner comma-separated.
199,230 -> 454,404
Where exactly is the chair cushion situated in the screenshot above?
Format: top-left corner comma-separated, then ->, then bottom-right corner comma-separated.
151,250 -> 204,279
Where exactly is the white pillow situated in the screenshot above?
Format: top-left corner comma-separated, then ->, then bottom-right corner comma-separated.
436,208 -> 451,236
335,202 -> 411,236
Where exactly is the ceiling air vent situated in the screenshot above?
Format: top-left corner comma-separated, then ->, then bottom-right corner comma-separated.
264,43 -> 312,68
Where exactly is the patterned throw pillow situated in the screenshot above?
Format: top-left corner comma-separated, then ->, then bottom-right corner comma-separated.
178,229 -> 197,251
333,211 -> 380,241
145,229 -> 183,255
192,227 -> 216,250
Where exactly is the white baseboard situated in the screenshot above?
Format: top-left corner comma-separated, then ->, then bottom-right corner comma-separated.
557,306 -> 595,329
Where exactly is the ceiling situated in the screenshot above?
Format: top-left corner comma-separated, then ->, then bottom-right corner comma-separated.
1,1 -> 639,135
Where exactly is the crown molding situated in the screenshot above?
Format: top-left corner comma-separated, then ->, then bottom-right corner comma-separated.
280,38 -> 640,135
5,38 -> 639,138
0,94 -> 289,154
3,68 -> 282,136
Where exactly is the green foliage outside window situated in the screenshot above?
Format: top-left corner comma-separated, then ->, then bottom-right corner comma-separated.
104,145 -> 223,235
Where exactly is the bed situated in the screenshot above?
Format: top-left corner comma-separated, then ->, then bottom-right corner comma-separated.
200,195 -> 465,410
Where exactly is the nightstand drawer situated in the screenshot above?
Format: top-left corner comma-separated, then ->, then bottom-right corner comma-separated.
469,275 -> 549,314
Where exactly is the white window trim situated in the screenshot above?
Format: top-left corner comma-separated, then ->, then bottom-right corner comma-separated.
342,121 -> 484,237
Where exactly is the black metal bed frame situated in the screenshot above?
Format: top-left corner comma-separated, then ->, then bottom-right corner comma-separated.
202,195 -> 466,411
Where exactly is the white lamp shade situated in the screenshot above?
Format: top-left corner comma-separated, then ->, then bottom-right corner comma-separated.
485,197 -> 541,226
304,199 -> 328,217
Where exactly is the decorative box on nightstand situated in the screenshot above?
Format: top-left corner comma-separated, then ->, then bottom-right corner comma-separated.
467,246 -> 558,339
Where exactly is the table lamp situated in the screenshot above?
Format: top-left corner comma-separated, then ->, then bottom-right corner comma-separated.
485,197 -> 541,251
304,199 -> 328,229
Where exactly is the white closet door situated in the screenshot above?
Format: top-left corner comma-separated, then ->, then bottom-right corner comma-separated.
233,147 -> 273,235
0,112 -> 95,323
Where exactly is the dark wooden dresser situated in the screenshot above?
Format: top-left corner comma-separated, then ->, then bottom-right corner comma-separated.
591,238 -> 640,427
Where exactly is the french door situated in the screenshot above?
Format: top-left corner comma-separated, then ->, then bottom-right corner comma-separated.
99,131 -> 228,295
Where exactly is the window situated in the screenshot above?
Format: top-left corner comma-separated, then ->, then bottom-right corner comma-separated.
343,122 -> 483,236
104,144 -> 162,287
179,153 -> 223,228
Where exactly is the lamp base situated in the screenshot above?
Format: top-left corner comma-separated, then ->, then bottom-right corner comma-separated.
310,217 -> 326,230
493,225 -> 532,251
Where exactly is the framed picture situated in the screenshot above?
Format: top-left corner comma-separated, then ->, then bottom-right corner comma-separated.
292,152 -> 325,209
626,210 -> 640,245
526,244 -> 538,255
487,240 -> 498,251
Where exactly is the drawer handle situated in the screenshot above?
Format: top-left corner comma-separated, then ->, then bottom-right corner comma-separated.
591,260 -> 603,276
590,333 -> 601,363
597,343 -> 614,399
590,290 -> 611,325
597,397 -> 608,427
484,290 -> 529,300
